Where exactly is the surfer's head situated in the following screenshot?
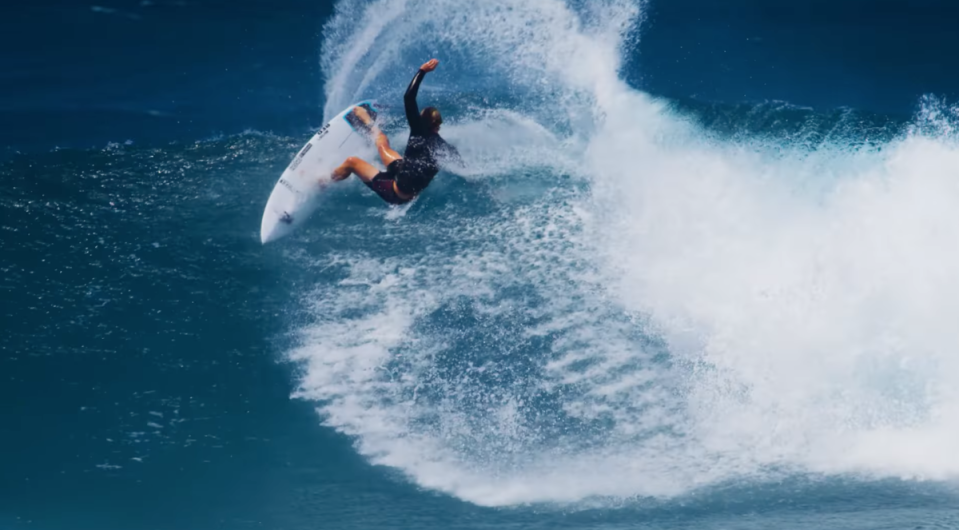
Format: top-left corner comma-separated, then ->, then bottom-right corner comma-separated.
421,107 -> 442,133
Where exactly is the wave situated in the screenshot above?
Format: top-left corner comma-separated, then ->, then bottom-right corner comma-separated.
277,0 -> 959,507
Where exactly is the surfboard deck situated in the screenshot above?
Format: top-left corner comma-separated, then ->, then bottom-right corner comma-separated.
260,100 -> 380,244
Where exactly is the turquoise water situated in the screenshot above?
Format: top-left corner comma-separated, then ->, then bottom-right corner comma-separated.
5,0 -> 959,528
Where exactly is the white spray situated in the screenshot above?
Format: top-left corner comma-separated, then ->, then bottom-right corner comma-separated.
292,0 -> 959,507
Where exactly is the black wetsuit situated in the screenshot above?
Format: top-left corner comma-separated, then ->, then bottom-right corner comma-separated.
366,69 -> 460,204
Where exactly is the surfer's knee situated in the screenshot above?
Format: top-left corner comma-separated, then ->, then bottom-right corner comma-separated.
344,156 -> 361,167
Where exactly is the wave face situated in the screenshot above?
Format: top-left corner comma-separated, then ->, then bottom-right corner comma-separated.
277,0 -> 959,507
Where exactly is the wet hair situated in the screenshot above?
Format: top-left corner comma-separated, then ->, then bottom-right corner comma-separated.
421,107 -> 442,130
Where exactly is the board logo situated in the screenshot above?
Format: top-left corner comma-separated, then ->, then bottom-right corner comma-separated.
297,143 -> 313,158
279,178 -> 297,193
289,157 -> 303,171
316,123 -> 331,140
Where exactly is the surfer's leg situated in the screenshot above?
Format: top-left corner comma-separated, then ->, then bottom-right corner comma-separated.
377,143 -> 403,167
354,106 -> 401,165
331,156 -> 380,183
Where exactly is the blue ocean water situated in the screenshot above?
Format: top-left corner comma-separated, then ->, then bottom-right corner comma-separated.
5,0 -> 959,528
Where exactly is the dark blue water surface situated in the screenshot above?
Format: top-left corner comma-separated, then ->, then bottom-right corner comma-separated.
2,1 -> 332,152
4,1 -> 959,529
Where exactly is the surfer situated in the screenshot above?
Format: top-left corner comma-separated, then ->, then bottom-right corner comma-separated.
331,58 -> 461,204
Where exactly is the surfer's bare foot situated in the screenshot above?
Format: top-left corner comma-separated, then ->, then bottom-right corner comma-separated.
330,165 -> 350,182
354,105 -> 384,144
353,106 -> 373,125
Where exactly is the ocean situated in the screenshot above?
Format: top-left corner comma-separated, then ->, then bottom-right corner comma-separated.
4,0 -> 959,528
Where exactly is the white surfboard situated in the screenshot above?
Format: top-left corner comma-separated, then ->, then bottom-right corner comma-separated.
260,100 -> 380,244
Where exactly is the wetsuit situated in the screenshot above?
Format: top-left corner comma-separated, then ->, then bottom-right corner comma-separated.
365,69 -> 461,204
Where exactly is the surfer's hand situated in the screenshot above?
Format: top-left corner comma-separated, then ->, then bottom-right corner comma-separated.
420,59 -> 439,72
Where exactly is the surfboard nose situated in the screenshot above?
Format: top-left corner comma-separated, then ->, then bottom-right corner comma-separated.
260,218 -> 277,244
260,225 -> 276,244
260,210 -> 294,244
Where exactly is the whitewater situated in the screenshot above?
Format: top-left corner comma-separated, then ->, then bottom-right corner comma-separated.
281,0 -> 959,508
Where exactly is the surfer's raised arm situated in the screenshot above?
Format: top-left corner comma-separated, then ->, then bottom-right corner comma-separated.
405,59 -> 439,134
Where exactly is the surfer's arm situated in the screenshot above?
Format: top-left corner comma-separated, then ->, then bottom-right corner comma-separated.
404,70 -> 426,132
405,59 -> 439,134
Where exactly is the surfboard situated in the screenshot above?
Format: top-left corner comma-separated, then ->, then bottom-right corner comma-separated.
260,100 -> 380,244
